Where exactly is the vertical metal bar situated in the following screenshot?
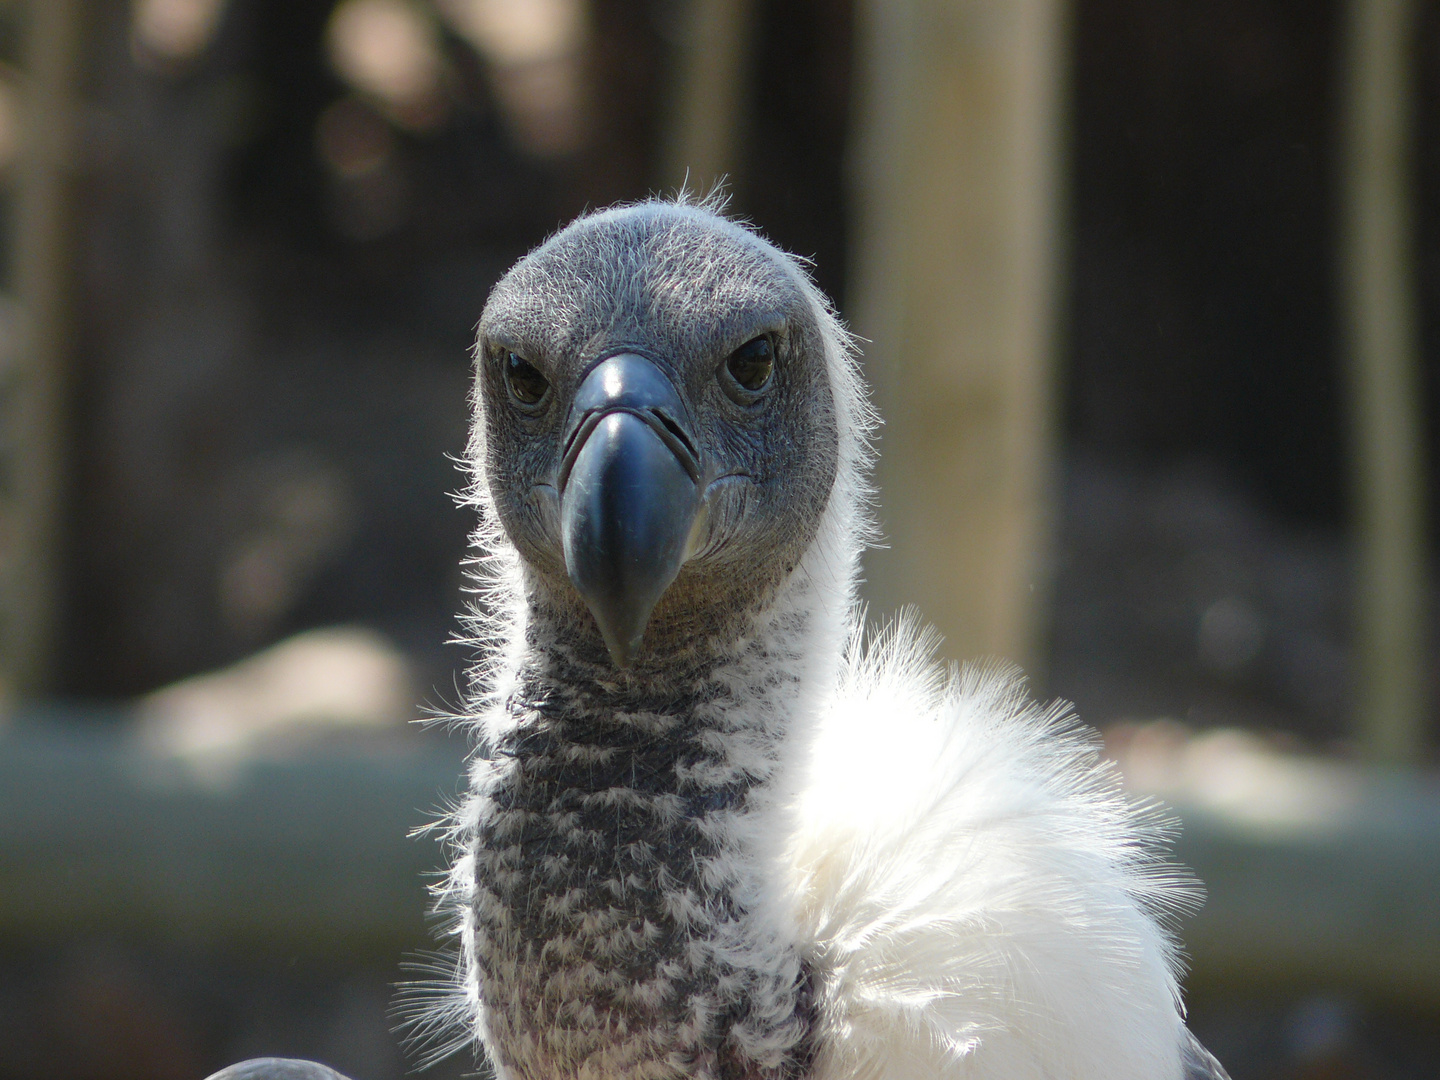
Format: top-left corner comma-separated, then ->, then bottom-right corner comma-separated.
1,0 -> 81,703
1339,0 -> 1429,764
849,0 -> 1067,670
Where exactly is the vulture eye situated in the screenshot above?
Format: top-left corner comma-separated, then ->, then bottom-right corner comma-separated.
721,337 -> 774,400
504,352 -> 550,406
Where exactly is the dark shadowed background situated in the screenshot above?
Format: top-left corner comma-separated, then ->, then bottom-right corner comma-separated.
0,1 -> 1435,1078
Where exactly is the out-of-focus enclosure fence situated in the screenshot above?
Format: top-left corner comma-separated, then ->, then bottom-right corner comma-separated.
0,1 -> 1436,1078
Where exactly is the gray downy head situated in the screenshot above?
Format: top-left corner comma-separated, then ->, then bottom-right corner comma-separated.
473,202 -> 840,669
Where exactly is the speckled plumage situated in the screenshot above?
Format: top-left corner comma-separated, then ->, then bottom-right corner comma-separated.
431,199 -> 1229,1080
469,608 -> 822,1080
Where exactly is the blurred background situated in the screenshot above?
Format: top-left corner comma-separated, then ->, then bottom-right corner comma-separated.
0,0 -> 1436,1077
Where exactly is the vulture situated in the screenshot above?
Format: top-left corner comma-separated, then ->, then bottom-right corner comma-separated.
430,199 -> 1230,1080
210,200 -> 1230,1080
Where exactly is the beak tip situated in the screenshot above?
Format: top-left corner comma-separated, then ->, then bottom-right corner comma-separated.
589,609 -> 643,669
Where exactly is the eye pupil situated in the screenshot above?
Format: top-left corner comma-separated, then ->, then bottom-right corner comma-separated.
504,352 -> 549,405
725,337 -> 774,393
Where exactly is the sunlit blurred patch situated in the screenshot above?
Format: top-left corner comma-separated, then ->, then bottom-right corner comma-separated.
436,0 -> 589,158
136,625 -> 416,789
1110,719 -> 1364,838
130,0 -> 230,68
326,0 -> 447,131
437,0 -> 583,64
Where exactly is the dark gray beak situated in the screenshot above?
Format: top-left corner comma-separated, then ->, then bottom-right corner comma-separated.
559,353 -> 702,668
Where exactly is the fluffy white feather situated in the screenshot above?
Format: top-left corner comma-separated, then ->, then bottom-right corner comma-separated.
788,618 -> 1197,1080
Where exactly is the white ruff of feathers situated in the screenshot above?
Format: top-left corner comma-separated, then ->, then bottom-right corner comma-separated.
431,200 -> 1200,1080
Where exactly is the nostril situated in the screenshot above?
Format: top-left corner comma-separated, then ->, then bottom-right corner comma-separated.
558,411 -> 604,493
562,411 -> 594,461
651,409 -> 699,462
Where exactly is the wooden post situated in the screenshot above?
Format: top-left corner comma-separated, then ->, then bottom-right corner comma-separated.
849,0 -> 1067,670
0,0 -> 81,704
658,0 -> 757,196
1339,0 -> 1429,764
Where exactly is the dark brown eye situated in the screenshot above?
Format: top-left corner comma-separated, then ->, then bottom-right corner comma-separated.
504,352 -> 549,406
723,337 -> 774,396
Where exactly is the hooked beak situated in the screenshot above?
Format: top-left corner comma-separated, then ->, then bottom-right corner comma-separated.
559,353 -> 703,668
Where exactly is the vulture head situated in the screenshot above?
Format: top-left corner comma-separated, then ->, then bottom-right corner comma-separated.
470,201 -> 868,673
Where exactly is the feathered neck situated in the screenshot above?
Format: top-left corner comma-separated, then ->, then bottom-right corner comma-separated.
464,550 -> 851,1080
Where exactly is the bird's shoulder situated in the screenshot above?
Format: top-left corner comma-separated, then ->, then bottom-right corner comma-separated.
790,614 -> 1187,901
782,614 -> 1200,1080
